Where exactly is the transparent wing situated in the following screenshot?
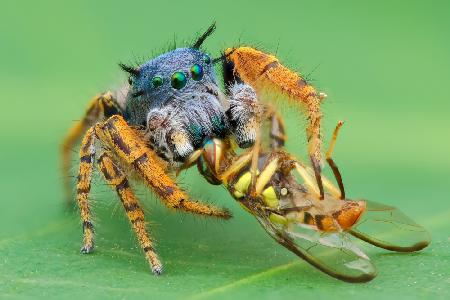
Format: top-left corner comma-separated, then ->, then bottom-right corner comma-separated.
350,200 -> 431,252
255,215 -> 377,282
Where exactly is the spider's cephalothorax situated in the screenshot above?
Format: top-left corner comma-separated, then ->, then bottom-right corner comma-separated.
123,47 -> 231,163
120,43 -> 263,165
61,23 -> 430,281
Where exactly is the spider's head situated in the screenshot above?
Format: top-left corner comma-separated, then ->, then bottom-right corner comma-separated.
124,47 -> 217,103
121,23 -> 222,127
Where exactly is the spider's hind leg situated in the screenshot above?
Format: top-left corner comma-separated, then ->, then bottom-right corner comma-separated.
97,151 -> 162,274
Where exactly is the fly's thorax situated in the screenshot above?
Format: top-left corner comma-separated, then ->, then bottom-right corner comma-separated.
226,153 -> 287,208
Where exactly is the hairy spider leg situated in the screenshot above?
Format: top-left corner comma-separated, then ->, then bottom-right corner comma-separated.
94,115 -> 231,219
224,47 -> 325,199
76,127 -> 96,253
97,152 -> 162,274
61,92 -> 121,204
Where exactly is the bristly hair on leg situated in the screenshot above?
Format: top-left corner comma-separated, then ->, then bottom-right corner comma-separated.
192,22 -> 216,49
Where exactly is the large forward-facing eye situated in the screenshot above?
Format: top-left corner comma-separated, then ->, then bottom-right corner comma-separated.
152,76 -> 163,88
190,64 -> 204,81
171,71 -> 187,89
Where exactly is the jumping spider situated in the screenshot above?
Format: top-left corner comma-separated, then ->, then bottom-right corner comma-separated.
61,23 -> 429,281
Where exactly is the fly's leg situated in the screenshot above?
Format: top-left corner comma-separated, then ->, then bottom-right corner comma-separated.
249,126 -> 261,196
97,152 -> 162,274
95,115 -> 231,219
224,47 -> 325,199
61,92 -> 122,204
323,121 -> 346,199
76,127 -> 96,253
267,107 -> 287,150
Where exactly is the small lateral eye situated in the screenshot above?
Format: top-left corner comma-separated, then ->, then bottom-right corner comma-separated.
128,76 -> 133,85
152,76 -> 163,88
190,64 -> 204,81
171,71 -> 187,89
204,55 -> 211,64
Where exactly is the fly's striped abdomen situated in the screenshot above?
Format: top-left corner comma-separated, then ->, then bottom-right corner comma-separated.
224,150 -> 366,233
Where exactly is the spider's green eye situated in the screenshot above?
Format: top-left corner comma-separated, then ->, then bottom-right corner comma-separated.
152,76 -> 163,88
171,72 -> 187,89
190,64 -> 204,81
204,55 -> 211,64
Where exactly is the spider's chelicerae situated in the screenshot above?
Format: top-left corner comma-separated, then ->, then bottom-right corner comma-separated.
62,24 -> 430,282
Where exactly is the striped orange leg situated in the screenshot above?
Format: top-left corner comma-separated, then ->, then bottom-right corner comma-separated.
61,92 -> 121,204
97,152 -> 162,274
225,47 -> 325,198
95,115 -> 231,219
76,127 -> 96,253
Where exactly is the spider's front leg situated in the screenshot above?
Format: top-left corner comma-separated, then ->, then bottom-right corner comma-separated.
97,151 -> 162,274
94,115 -> 231,219
74,115 -> 231,274
224,47 -> 325,198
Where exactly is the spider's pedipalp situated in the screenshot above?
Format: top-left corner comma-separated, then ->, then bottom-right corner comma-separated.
97,151 -> 162,274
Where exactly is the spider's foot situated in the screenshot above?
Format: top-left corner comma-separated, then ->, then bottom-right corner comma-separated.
151,264 -> 163,276
80,244 -> 94,254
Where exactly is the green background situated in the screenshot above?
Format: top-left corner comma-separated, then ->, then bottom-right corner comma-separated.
0,0 -> 449,299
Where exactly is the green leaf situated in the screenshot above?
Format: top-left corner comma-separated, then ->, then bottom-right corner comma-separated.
1,0 -> 450,299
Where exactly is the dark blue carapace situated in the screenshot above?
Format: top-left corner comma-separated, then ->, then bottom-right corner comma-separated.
124,47 -> 219,127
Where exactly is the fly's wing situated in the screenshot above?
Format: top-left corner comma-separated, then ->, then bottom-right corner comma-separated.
350,200 -> 431,252
255,215 -> 377,283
